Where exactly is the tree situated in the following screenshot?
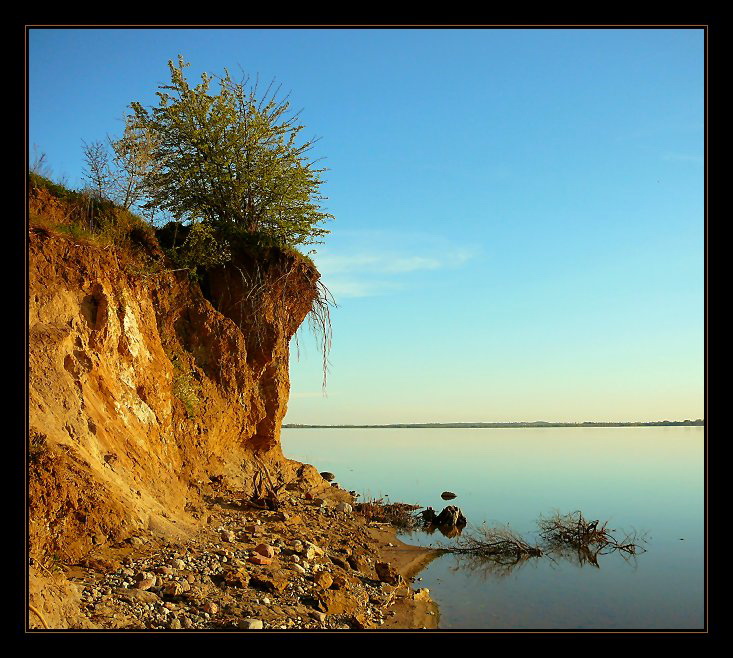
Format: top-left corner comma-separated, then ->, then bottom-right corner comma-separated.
128,55 -> 332,247
81,116 -> 160,215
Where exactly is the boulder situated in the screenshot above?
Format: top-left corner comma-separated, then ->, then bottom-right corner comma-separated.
320,471 -> 336,482
440,491 -> 457,500
421,507 -> 437,524
435,505 -> 467,528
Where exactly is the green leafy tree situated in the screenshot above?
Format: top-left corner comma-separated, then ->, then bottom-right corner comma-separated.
128,55 -> 332,247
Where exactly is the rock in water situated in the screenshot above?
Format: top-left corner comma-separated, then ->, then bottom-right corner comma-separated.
320,471 -> 336,482
421,507 -> 437,524
440,491 -> 457,500
435,505 -> 467,528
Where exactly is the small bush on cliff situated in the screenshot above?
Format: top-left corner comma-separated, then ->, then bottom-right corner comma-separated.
126,55 -> 332,248
170,354 -> 202,418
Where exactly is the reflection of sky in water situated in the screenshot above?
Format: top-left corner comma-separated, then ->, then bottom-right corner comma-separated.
282,427 -> 704,629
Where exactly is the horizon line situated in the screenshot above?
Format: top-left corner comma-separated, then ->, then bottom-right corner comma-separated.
283,419 -> 704,428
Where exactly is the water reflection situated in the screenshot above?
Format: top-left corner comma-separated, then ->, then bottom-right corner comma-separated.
416,510 -> 648,579
422,523 -> 464,538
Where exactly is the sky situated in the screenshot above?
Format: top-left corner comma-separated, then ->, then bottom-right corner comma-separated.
28,27 -> 705,424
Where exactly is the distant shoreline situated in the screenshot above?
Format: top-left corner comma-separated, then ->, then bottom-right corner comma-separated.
283,420 -> 704,429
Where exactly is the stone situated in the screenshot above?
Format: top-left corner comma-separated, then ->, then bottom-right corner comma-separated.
313,571 -> 333,589
224,569 -> 250,588
421,507 -> 437,524
135,577 -> 156,591
435,505 -> 467,528
331,574 -> 348,590
349,612 -> 375,629
291,564 -> 306,575
168,618 -> 182,629
375,562 -> 400,586
320,471 -> 335,482
329,555 -> 348,569
441,491 -> 457,500
303,541 -> 324,560
239,618 -> 264,630
346,555 -> 366,573
250,570 -> 289,593
413,588 -> 432,602
254,543 -> 275,559
202,602 -> 218,614
172,559 -> 186,570
310,611 -> 327,623
164,582 -> 185,597
248,555 -> 272,566
220,529 -> 236,543
115,588 -> 160,604
335,502 -> 353,514
317,588 -> 366,616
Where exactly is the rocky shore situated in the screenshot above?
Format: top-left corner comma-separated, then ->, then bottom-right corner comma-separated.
28,476 -> 441,631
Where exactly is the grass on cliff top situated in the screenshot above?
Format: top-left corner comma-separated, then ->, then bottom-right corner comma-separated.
29,173 -> 160,260
29,172 -> 317,273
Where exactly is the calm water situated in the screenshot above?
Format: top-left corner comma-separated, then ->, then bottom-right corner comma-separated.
281,427 -> 704,630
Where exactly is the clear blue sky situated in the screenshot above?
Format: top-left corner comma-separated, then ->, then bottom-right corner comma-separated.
28,27 -> 704,424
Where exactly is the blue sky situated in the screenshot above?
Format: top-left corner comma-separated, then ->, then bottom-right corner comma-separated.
28,27 -> 704,423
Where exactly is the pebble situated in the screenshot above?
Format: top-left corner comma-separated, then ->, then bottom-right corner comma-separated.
239,619 -> 263,630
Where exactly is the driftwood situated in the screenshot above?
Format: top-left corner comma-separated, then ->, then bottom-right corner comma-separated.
248,455 -> 289,510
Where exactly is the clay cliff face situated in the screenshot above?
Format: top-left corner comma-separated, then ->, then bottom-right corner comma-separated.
28,228 -> 325,565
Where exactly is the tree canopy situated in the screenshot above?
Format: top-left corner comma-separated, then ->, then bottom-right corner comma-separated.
129,56 -> 332,247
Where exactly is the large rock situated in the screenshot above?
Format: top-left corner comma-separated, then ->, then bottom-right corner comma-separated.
435,505 -> 467,528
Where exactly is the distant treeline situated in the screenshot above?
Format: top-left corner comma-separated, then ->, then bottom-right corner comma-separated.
283,419 -> 704,429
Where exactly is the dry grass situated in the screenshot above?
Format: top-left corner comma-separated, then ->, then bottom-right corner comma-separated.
354,497 -> 423,530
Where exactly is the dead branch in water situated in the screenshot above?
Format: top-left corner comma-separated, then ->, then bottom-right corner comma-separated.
538,510 -> 647,564
434,511 -> 647,572
441,523 -> 543,563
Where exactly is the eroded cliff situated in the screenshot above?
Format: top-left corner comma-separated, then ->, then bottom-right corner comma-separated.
28,226 -> 328,568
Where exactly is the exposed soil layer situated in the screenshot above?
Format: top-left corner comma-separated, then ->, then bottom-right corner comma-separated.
28,225 -> 438,630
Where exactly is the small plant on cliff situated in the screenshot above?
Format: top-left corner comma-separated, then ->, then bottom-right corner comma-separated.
170,355 -> 202,418
126,55 -> 332,248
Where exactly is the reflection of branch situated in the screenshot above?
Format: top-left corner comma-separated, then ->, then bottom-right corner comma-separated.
449,551 -> 537,581
438,523 -> 542,560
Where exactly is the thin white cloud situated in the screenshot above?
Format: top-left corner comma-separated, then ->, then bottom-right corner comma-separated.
310,231 -> 479,299
662,152 -> 703,164
325,278 -> 405,299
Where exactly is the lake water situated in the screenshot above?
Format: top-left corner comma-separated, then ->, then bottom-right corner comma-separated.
281,426 -> 704,630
